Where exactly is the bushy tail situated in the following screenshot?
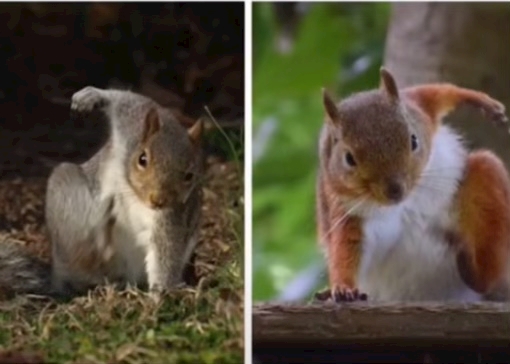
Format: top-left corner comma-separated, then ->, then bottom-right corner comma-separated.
0,239 -> 52,298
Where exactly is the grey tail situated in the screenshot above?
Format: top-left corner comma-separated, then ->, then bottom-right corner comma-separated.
0,239 -> 52,298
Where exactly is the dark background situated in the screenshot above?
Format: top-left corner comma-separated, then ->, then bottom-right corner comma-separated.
0,2 -> 244,178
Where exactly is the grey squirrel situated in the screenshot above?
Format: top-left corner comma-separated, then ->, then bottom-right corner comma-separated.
0,86 -> 204,298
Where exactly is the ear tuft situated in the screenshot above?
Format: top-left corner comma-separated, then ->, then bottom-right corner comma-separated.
188,118 -> 203,144
322,88 -> 340,122
379,67 -> 399,102
142,108 -> 161,142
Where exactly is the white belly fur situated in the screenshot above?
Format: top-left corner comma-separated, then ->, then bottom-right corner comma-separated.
99,147 -> 156,286
357,126 -> 482,302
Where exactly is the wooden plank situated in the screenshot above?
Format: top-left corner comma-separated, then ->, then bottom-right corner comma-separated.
253,348 -> 510,364
253,302 -> 510,348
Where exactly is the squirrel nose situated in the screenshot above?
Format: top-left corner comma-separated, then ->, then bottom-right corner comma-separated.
385,180 -> 404,202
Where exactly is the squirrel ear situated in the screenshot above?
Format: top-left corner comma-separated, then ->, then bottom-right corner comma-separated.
188,118 -> 203,145
142,107 -> 161,142
322,88 -> 340,123
380,67 -> 399,102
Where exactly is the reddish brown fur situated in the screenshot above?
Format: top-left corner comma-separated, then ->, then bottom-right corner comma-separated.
403,84 -> 506,128
317,175 -> 363,291
326,215 -> 362,290
321,91 -> 429,205
454,150 -> 510,293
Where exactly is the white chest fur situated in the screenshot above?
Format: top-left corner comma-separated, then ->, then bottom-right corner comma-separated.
99,155 -> 157,286
357,126 -> 482,302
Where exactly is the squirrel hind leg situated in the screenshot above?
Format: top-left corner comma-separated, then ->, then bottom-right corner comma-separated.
454,150 -> 510,294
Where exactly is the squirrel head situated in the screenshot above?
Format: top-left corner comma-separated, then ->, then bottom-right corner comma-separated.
321,67 -> 433,206
127,107 -> 203,210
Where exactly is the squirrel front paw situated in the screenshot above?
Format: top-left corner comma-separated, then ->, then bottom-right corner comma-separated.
332,286 -> 368,302
314,286 -> 368,303
71,86 -> 107,112
480,98 -> 508,126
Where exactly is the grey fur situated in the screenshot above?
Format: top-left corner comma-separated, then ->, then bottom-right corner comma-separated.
46,158 -> 114,293
0,240 -> 52,296
151,182 -> 202,290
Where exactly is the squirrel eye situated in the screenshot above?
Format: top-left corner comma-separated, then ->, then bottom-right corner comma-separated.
345,152 -> 356,167
411,134 -> 418,151
138,151 -> 148,168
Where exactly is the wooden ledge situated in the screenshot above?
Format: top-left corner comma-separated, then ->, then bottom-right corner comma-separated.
253,302 -> 510,348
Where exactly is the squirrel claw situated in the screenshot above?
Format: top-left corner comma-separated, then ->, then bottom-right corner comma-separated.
333,286 -> 368,302
314,286 -> 368,303
490,110 -> 508,126
482,101 -> 508,126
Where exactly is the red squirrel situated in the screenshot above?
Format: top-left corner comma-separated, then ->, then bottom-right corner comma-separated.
316,67 -> 510,302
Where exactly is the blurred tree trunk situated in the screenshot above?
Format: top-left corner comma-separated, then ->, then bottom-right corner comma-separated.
383,3 -> 510,167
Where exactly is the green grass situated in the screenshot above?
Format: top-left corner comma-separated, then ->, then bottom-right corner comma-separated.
0,275 -> 242,363
0,203 -> 243,363
0,128 -> 244,363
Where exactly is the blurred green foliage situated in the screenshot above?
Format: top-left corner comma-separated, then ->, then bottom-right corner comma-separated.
252,2 -> 391,301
